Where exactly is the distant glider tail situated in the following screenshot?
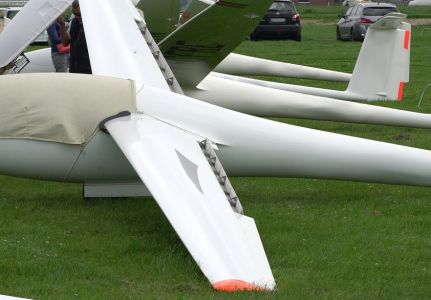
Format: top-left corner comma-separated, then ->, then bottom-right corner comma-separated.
347,13 -> 410,101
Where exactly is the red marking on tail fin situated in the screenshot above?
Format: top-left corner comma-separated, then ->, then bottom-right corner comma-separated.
404,31 -> 410,50
212,280 -> 266,292
398,81 -> 405,101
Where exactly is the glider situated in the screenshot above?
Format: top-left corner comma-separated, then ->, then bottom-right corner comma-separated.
0,0 -> 430,292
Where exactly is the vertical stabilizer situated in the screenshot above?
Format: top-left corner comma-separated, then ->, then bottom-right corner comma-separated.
347,13 -> 410,101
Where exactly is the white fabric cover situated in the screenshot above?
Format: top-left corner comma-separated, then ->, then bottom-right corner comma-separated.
0,73 -> 137,144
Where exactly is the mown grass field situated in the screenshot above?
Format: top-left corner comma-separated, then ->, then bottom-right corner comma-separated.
1,8 -> 431,299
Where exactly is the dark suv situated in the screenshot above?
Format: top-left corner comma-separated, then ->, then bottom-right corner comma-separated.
336,2 -> 398,41
250,0 -> 301,41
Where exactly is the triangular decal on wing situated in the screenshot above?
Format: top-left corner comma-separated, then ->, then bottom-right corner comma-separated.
175,149 -> 204,194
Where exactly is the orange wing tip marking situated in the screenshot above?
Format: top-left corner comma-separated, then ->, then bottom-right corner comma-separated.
212,280 -> 268,292
404,30 -> 410,50
398,81 -> 405,101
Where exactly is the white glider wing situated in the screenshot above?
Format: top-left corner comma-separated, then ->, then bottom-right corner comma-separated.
80,0 -> 275,290
105,114 -> 275,291
80,0 -> 170,91
0,0 -> 73,69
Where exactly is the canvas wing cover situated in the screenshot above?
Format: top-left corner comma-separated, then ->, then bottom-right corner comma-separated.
0,0 -> 73,69
158,0 -> 273,87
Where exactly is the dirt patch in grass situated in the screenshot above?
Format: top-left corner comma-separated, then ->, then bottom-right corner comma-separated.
407,18 -> 431,26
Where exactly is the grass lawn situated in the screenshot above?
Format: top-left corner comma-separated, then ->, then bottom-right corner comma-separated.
1,12 -> 431,300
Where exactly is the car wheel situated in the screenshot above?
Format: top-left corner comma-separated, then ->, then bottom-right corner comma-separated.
350,28 -> 355,41
294,32 -> 301,42
336,27 -> 341,40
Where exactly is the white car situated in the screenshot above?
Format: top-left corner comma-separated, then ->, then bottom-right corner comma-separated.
0,7 -> 49,45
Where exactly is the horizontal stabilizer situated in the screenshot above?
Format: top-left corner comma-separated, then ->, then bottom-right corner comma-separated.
371,12 -> 406,30
105,113 -> 275,291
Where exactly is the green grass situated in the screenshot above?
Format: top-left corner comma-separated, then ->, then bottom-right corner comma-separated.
1,20 -> 431,299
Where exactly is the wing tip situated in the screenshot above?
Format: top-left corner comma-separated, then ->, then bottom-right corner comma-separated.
212,279 -> 274,292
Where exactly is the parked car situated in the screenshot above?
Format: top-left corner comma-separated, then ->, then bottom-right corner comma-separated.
250,0 -> 301,41
336,2 -> 398,41
0,7 -> 49,45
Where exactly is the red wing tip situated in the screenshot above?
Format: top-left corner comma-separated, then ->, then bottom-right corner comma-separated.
212,280 -> 270,292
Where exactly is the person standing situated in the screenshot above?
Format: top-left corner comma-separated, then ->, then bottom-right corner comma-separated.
59,0 -> 92,74
47,15 -> 70,72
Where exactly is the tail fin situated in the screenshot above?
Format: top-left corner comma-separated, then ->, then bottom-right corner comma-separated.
347,13 -> 410,101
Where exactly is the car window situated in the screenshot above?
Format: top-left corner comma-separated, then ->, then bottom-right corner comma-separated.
6,10 -> 19,19
345,7 -> 353,16
363,7 -> 398,16
269,2 -> 295,12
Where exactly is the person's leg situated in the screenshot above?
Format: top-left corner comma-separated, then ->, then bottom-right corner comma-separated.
51,52 -> 69,72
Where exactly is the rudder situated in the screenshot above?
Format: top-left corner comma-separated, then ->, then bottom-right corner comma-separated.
346,13 -> 411,101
